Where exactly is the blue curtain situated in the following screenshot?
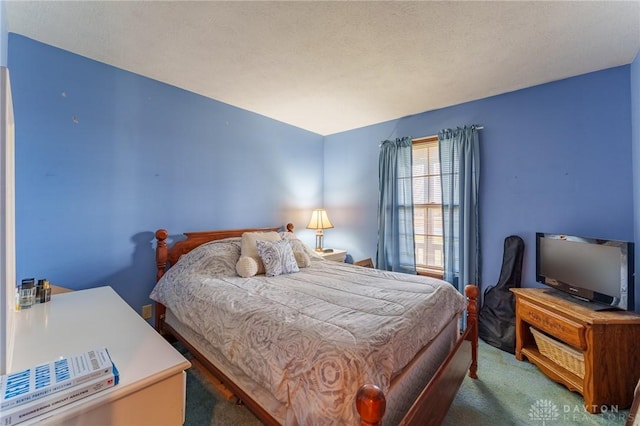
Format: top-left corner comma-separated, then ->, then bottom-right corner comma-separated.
438,126 -> 481,293
376,137 -> 416,274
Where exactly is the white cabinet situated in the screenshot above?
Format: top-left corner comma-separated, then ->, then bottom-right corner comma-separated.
7,286 -> 191,425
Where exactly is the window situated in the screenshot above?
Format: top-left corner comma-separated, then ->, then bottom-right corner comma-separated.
412,137 -> 443,276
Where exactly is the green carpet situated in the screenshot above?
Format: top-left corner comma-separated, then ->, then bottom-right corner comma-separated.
442,341 -> 628,426
184,363 -> 262,426
181,340 -> 630,425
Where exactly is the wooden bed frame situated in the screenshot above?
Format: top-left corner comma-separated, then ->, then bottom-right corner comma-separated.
154,224 -> 478,426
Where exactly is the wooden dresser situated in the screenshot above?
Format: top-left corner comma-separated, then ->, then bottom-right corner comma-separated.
7,286 -> 191,425
512,288 -> 640,413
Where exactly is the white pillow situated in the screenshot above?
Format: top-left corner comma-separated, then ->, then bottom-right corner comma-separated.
256,239 -> 299,277
294,251 -> 311,268
239,231 -> 282,275
236,256 -> 259,278
280,233 -> 316,266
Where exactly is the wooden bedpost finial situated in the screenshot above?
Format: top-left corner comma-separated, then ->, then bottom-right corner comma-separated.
464,284 -> 479,301
356,384 -> 386,426
156,229 -> 168,241
155,229 -> 169,282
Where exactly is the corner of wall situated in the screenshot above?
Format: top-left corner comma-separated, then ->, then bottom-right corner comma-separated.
630,49 -> 640,313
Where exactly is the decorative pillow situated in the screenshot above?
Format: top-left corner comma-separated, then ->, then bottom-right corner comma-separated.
286,237 -> 305,253
294,251 -> 311,268
280,233 -> 316,266
240,231 -> 282,274
279,231 -> 297,240
256,239 -> 299,277
236,256 -> 259,278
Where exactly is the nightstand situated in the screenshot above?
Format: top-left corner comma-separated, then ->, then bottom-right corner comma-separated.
318,249 -> 347,262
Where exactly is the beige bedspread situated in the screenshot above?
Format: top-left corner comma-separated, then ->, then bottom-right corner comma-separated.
150,239 -> 466,424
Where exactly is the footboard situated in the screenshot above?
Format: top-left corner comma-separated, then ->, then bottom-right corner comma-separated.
356,284 -> 479,426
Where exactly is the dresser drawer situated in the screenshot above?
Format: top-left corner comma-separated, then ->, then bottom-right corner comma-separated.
519,299 -> 586,350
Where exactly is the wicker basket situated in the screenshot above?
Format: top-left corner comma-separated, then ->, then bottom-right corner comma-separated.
530,327 -> 585,379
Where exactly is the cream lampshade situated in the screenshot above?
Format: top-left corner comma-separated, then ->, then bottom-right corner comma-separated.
306,209 -> 334,251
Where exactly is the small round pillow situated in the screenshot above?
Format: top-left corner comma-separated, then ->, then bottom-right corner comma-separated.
236,256 -> 259,278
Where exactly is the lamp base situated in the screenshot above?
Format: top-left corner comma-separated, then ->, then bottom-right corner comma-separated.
315,230 -> 324,252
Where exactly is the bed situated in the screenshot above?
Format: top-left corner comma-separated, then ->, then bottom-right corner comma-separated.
150,224 -> 478,425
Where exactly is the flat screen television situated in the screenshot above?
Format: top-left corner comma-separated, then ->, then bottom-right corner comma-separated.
536,232 -> 635,311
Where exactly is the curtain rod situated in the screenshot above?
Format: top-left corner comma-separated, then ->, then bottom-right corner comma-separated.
381,125 -> 485,147
412,125 -> 484,142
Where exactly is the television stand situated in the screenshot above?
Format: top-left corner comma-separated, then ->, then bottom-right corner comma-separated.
512,288 -> 640,413
542,288 -> 618,312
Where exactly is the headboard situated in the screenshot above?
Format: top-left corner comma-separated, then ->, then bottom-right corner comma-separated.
155,223 -> 295,282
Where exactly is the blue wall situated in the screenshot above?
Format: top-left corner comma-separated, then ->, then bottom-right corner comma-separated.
325,67 -> 634,303
8,34 -> 324,313
8,33 -> 637,313
632,51 -> 640,311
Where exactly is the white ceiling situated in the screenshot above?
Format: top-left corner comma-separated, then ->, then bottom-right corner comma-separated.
6,1 -> 640,136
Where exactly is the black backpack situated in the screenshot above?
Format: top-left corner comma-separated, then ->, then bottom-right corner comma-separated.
479,235 -> 525,354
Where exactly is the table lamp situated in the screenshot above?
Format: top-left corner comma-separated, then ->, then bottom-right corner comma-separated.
306,209 -> 334,252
